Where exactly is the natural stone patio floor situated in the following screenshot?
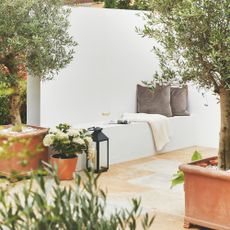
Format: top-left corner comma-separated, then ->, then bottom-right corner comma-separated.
93,146 -> 217,230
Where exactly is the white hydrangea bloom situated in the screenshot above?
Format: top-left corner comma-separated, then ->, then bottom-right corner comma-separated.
55,129 -> 63,134
56,131 -> 69,140
88,147 -> 95,155
43,134 -> 54,147
88,147 -> 96,164
68,129 -> 80,137
49,128 -> 58,134
84,136 -> 93,145
73,137 -> 85,145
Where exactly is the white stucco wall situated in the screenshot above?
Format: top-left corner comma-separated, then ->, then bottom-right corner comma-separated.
40,7 -> 158,126
27,76 -> 40,126
28,7 -> 220,149
188,86 -> 220,148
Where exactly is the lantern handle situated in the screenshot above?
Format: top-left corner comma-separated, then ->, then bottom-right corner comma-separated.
88,127 -> 103,132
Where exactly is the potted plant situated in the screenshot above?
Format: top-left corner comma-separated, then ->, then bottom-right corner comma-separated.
43,123 -> 95,180
0,0 -> 76,175
140,0 -> 230,228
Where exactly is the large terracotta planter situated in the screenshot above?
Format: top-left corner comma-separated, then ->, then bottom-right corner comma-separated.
0,125 -> 48,176
179,156 -> 230,230
50,154 -> 78,180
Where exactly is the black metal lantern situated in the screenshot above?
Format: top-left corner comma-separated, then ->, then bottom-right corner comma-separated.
87,127 -> 109,173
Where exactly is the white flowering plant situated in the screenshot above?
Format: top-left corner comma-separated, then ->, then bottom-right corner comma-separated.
43,123 -> 94,158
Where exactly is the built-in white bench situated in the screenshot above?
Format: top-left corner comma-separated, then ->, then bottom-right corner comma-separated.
74,114 -> 197,171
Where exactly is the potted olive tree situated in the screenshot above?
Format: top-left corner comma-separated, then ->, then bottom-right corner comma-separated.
0,0 -> 77,176
43,123 -> 95,180
140,0 -> 230,229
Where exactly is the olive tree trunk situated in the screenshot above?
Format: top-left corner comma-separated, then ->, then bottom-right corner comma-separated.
218,88 -> 230,170
9,85 -> 22,125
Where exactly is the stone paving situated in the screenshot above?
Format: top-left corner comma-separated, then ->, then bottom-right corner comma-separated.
97,146 -> 217,230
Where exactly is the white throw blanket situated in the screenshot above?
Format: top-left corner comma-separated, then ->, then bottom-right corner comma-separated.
122,113 -> 170,151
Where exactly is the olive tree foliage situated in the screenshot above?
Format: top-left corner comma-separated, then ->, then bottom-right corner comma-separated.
139,0 -> 230,170
0,0 -> 77,125
140,0 -> 229,91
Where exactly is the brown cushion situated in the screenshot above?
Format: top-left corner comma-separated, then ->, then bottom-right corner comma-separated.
170,85 -> 190,116
137,84 -> 172,117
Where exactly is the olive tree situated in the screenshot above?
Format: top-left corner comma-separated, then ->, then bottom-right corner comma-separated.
140,0 -> 230,170
0,0 -> 77,125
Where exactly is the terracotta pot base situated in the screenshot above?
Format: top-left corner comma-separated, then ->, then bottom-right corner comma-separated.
50,155 -> 78,180
180,156 -> 230,230
0,125 -> 48,176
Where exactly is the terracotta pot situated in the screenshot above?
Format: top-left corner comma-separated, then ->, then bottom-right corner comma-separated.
50,154 -> 78,180
179,156 -> 230,230
0,125 -> 48,176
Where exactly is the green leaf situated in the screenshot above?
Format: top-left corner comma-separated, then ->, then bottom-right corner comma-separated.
171,151 -> 203,189
191,151 -> 203,162
171,170 -> 184,189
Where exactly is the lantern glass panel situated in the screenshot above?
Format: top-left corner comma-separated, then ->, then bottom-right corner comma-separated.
93,140 -> 108,171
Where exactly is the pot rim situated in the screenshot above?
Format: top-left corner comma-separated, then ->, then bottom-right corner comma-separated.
51,153 -> 78,160
0,124 -> 48,138
179,156 -> 230,181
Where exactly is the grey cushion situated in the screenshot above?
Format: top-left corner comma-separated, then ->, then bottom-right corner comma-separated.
137,84 -> 172,117
170,85 -> 190,116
